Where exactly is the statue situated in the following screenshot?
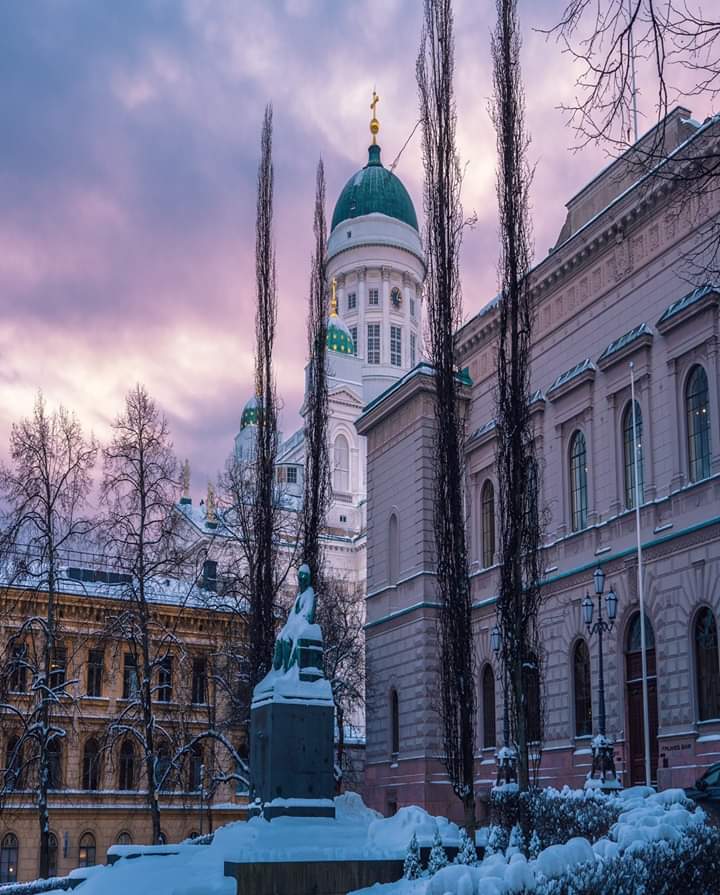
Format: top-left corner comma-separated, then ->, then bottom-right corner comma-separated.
272,564 -> 318,673
249,562 -> 335,819
181,459 -> 191,499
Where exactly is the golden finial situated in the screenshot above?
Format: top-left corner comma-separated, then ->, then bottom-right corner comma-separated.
181,459 -> 191,499
206,482 -> 217,524
330,278 -> 338,317
370,90 -> 380,145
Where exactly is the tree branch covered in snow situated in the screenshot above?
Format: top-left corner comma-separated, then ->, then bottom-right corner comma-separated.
0,393 -> 96,879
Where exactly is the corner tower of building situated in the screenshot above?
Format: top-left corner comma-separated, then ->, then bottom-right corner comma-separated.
326,101 -> 425,404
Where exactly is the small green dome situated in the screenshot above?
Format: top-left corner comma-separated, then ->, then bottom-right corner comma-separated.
331,144 -> 419,232
326,314 -> 355,355
240,395 -> 261,429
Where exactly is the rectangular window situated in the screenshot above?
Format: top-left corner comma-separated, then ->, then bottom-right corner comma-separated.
368,287 -> 379,306
158,656 -> 173,703
286,466 -> 297,484
9,644 -> 27,692
410,332 -> 417,367
350,326 -> 358,355
192,657 -> 207,705
203,559 -> 217,592
49,646 -> 67,691
410,296 -> 415,318
390,326 -> 402,367
123,653 -> 138,699
347,291 -> 357,311
367,324 -> 381,365
87,649 -> 104,697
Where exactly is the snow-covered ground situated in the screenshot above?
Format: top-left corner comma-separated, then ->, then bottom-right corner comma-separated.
36,787 -> 709,895
49,794 -> 460,895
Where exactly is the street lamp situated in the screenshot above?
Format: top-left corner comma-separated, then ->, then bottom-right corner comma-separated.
584,567 -> 621,790
490,622 -> 517,787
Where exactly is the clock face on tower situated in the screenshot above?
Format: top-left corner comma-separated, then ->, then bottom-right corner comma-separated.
390,287 -> 403,309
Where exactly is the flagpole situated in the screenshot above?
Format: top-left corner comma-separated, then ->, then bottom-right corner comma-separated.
630,361 -> 652,786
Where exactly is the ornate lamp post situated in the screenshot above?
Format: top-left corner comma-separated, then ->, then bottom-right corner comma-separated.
583,567 -> 621,790
491,623 -> 517,787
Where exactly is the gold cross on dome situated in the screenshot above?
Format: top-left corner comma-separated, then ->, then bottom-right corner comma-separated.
330,278 -> 338,316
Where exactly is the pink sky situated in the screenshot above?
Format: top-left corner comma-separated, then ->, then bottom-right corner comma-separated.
0,0 -> 690,493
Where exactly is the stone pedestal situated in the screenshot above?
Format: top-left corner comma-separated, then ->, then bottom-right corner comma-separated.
250,696 -> 335,819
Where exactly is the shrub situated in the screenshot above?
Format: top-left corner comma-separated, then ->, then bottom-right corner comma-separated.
403,832 -> 422,880
490,787 -> 622,851
428,829 -> 449,875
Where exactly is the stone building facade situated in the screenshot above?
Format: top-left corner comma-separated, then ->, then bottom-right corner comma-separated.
357,107 -> 720,820
0,567 -> 246,883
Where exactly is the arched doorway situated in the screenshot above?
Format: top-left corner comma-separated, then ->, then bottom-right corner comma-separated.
625,612 -> 659,784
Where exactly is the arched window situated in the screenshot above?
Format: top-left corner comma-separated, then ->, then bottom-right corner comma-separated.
573,640 -> 592,737
48,833 -> 58,878
482,665 -> 496,749
695,607 -> 720,721
82,739 -> 100,791
189,742 -> 203,792
0,833 -> 18,883
569,431 -> 588,531
388,514 -> 399,584
116,832 -> 133,846
622,401 -> 644,509
390,689 -> 399,757
686,365 -> 711,482
47,739 -> 62,790
333,434 -> 350,492
523,654 -> 542,743
481,481 -> 495,568
119,740 -> 136,791
78,833 -> 96,868
5,736 -> 23,791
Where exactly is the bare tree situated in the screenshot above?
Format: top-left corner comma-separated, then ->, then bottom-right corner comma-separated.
249,103 -> 281,693
0,394 -> 97,878
314,576 -> 364,788
546,0 -> 720,279
417,0 -> 477,831
101,384 -> 188,844
302,158 -> 331,586
491,0 -> 543,792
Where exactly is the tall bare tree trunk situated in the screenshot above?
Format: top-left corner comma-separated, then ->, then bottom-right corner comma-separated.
250,104 -> 280,691
418,0 -> 476,832
491,0 -> 543,792
0,396 -> 96,876
302,159 -> 331,586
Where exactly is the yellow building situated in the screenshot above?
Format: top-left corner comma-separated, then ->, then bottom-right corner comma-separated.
0,565 -> 248,883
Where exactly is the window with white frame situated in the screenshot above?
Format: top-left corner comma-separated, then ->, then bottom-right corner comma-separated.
368,287 -> 380,306
347,292 -> 357,311
350,326 -> 358,355
390,326 -> 402,367
367,324 -> 381,364
333,434 -> 350,492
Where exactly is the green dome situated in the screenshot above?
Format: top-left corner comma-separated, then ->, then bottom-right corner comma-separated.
240,395 -> 261,429
326,314 -> 355,355
331,144 -> 419,232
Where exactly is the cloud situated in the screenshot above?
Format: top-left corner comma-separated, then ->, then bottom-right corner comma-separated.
0,0 -> 661,496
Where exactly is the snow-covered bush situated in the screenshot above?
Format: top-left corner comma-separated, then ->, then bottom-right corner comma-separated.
506,822 -> 525,857
403,832 -> 422,880
528,829 -> 541,859
484,823 -> 508,856
525,822 -> 720,894
491,786 -> 622,851
454,828 -> 478,866
427,829 -> 449,874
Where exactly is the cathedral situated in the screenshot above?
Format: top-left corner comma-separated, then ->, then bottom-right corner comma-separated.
234,99 -> 426,598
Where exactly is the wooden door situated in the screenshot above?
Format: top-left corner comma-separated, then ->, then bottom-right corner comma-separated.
627,672 -> 658,785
